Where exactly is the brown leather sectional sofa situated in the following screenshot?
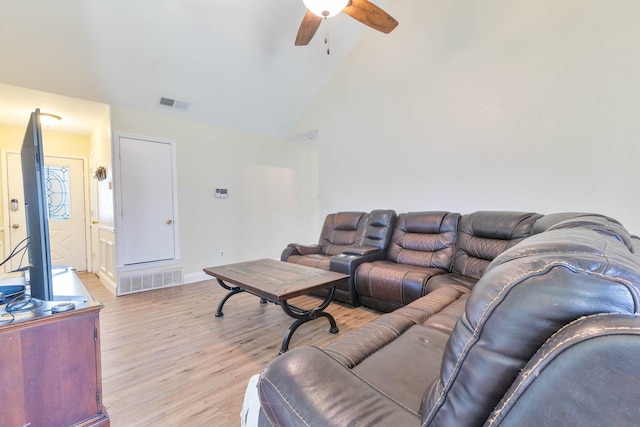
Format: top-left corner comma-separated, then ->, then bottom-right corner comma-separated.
260,210 -> 640,426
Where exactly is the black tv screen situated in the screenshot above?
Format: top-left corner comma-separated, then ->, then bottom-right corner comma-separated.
21,109 -> 54,301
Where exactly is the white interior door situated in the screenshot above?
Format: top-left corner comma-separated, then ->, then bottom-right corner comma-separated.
5,152 -> 88,271
117,136 -> 176,266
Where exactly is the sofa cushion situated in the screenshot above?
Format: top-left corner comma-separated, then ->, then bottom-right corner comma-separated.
259,346 -> 421,426
258,286 -> 469,426
424,272 -> 478,293
324,285 -> 469,367
421,227 -> 640,426
355,261 -> 448,311
325,286 -> 469,414
451,211 -> 541,279
386,211 -> 459,270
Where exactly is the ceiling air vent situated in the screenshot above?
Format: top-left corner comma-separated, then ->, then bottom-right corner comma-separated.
158,97 -> 190,111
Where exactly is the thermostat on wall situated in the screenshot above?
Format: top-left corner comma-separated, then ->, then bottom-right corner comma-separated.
214,188 -> 228,199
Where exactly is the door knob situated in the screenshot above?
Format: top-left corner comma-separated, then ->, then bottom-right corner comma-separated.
166,219 -> 173,225
92,221 -> 98,224
12,224 -> 19,229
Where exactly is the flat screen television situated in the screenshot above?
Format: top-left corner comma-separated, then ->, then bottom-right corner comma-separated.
21,109 -> 54,301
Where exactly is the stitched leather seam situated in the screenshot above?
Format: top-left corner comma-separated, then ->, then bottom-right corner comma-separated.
422,264 -> 544,426
487,317 -> 640,425
377,322 -> 402,337
325,318 -> 416,368
346,368 -> 421,417
423,260 -> 639,426
324,349 -> 356,368
260,375 -> 311,427
401,270 -> 411,305
437,212 -> 446,234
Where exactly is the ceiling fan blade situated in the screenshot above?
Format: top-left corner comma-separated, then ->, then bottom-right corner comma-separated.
295,10 -> 323,46
343,0 -> 398,34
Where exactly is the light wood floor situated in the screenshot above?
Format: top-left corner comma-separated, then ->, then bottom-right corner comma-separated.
79,272 -> 381,427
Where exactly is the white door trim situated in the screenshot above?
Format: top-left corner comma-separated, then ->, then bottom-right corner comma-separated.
1,149 -> 16,269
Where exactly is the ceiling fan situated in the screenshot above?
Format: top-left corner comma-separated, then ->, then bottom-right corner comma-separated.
295,0 -> 398,46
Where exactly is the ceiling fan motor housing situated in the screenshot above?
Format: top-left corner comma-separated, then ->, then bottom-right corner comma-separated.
303,0 -> 349,18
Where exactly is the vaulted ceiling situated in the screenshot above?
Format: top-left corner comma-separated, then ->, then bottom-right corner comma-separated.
0,0 -> 396,137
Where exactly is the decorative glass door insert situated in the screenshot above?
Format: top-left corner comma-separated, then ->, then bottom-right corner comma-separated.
45,165 -> 71,220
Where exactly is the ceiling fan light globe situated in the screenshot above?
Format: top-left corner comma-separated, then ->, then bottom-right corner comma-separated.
303,0 -> 349,18
40,113 -> 62,127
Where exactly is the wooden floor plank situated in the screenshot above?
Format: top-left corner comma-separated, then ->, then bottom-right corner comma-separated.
79,272 -> 380,426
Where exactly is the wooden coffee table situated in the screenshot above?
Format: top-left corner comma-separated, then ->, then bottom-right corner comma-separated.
203,258 -> 349,354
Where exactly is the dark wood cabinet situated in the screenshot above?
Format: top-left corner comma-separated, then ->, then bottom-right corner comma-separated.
0,272 -> 109,426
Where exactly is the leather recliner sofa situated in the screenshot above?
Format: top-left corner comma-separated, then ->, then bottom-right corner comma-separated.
282,209 -> 396,305
283,210 -> 542,312
354,211 -> 542,312
260,211 -> 640,426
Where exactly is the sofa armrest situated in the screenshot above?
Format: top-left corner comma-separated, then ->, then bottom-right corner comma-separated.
329,250 -> 386,275
343,245 -> 381,256
258,346 -> 420,426
281,243 -> 322,261
486,313 -> 640,427
290,243 -> 322,255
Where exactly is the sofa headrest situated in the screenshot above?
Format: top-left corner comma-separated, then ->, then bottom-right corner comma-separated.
332,211 -> 367,231
361,209 -> 397,250
421,227 -> 640,426
452,211 -> 541,279
540,214 -> 633,252
386,211 -> 460,270
319,212 -> 368,254
461,211 -> 541,240
532,212 -> 594,234
402,211 -> 457,234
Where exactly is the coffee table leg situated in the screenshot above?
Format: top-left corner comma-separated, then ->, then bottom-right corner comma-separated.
278,287 -> 338,355
215,279 -> 246,318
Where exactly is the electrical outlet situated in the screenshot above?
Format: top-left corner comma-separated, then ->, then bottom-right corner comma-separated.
220,250 -> 224,259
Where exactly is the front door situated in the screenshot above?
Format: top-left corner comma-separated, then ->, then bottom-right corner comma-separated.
5,152 -> 88,271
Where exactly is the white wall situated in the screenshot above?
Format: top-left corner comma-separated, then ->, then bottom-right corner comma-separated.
291,0 -> 640,234
88,109 -> 117,290
110,106 -> 319,278
89,109 -> 114,225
